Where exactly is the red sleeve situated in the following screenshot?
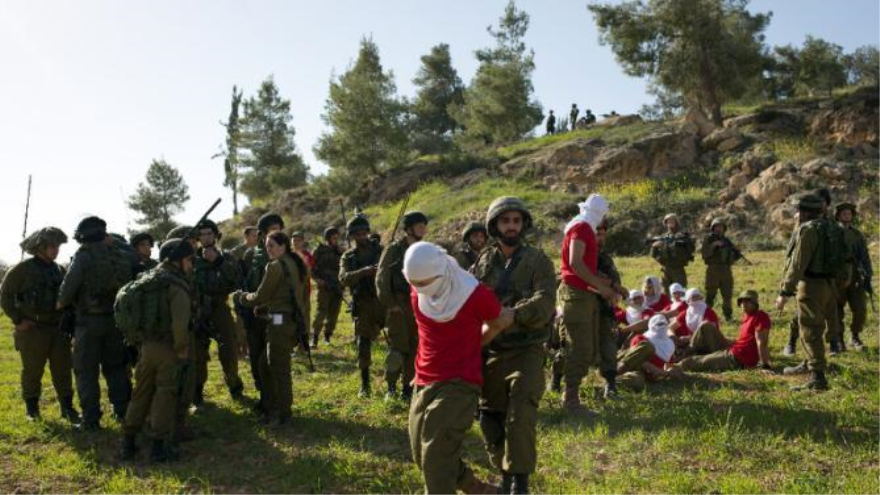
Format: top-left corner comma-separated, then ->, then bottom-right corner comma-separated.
473,284 -> 502,322
568,222 -> 595,243
706,308 -> 720,326
674,311 -> 689,336
615,307 -> 627,324
642,308 -> 655,320
758,311 -> 771,331
630,334 -> 646,347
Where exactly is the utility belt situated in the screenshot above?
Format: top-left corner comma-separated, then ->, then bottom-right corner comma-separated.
804,271 -> 834,280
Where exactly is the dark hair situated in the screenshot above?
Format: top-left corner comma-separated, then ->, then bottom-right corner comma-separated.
266,231 -> 306,282
243,226 -> 257,236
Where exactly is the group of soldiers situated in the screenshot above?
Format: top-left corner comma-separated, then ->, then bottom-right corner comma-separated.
0,184 -> 872,493
544,103 -> 598,135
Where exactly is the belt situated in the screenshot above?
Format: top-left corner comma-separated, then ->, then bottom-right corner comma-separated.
804,271 -> 833,280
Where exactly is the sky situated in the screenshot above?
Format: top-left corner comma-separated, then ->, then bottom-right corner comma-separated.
1,0 -> 878,264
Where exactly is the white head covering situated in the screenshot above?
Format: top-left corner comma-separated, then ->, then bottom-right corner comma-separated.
403,241 -> 478,323
564,194 -> 609,234
643,276 -> 662,306
625,289 -> 646,324
669,283 -> 685,299
645,314 -> 675,363
684,288 -> 707,332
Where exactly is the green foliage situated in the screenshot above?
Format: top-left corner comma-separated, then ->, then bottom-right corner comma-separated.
589,0 -> 771,124
239,76 -> 309,201
314,37 -> 409,177
497,121 -> 665,160
453,1 -> 543,145
214,86 -> 244,215
126,159 -> 189,240
843,45 -> 879,87
410,44 -> 464,155
796,36 -> 848,97
764,136 -> 819,164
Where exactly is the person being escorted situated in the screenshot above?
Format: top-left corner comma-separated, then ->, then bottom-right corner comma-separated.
377,211 -> 428,401
835,202 -> 871,351
404,241 -> 515,494
120,238 -> 195,463
701,218 -> 743,321
453,222 -> 488,271
311,227 -> 345,348
668,288 -> 724,360
650,213 -> 696,289
234,231 -> 308,425
0,227 -> 80,423
616,315 -> 683,391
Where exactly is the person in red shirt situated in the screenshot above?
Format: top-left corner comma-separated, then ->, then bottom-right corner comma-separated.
676,290 -> 773,373
668,288 -> 726,359
663,283 -> 688,314
558,194 -> 616,413
616,315 -> 685,391
403,241 -> 514,494
613,290 -> 655,347
643,275 -> 671,312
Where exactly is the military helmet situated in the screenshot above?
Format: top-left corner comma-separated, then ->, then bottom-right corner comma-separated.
323,227 -> 340,241
663,213 -> 679,224
257,213 -> 284,234
20,227 -> 68,255
291,230 -> 304,239
402,211 -> 429,229
710,218 -> 726,229
130,231 -> 154,248
462,222 -> 488,242
74,216 -> 107,243
736,289 -> 759,306
813,188 -> 832,207
159,238 -> 196,262
196,219 -> 220,234
109,233 -> 128,244
347,215 -> 371,235
795,193 -> 823,212
165,225 -> 196,242
835,202 -> 857,218
485,196 -> 532,238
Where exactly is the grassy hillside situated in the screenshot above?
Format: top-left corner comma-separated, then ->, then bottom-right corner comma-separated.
2,251 -> 878,493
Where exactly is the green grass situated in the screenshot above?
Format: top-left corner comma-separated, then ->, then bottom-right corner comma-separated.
2,250 -> 878,493
497,121 -> 668,161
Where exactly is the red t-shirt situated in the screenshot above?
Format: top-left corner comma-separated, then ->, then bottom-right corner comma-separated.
648,294 -> 671,312
560,222 -> 598,292
630,334 -> 670,379
413,284 -> 502,387
674,307 -> 720,337
615,307 -> 655,325
664,301 -> 688,315
729,310 -> 771,368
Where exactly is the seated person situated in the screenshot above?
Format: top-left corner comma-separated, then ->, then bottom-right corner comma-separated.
663,283 -> 688,314
676,290 -> 772,373
614,290 -> 655,348
643,275 -> 671,312
668,288 -> 725,359
617,315 -> 684,391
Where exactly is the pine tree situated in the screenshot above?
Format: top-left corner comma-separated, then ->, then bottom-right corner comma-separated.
126,159 -> 190,239
411,43 -> 464,154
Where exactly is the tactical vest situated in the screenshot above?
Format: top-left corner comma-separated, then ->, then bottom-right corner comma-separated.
247,246 -> 271,292
345,245 -> 381,300
804,220 -> 848,278
14,259 -> 64,322
79,243 -> 133,314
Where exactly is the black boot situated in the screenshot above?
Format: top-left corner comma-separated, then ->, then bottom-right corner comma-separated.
829,339 -> 842,356
113,403 -> 128,423
150,439 -> 178,463
500,471 -> 513,494
511,474 -> 529,494
311,334 -> 319,350
25,398 -> 40,421
359,368 -> 372,398
229,383 -> 244,401
792,370 -> 829,391
385,382 -> 398,401
401,384 -> 414,402
851,334 -> 864,351
120,434 -> 138,461
550,373 -> 562,393
193,385 -> 205,407
59,395 -> 81,424
601,370 -> 618,400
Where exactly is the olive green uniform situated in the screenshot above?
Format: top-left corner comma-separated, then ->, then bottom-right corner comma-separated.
838,224 -> 870,342
312,242 -> 344,342
701,233 -> 739,320
339,243 -> 384,370
242,245 -> 271,391
58,242 -> 133,424
376,238 -> 418,390
650,233 -> 695,288
229,242 -> 251,357
473,244 -> 556,475
240,256 -> 308,420
0,258 -> 73,404
615,339 -> 656,391
192,248 -> 243,397
123,263 -> 192,441
679,349 -> 740,372
453,246 -> 479,271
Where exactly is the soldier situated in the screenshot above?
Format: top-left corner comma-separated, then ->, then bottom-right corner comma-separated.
558,194 -> 615,414
191,219 -> 244,405
545,110 -> 556,135
701,218 -> 742,321
569,104 -> 579,128
377,211 -> 428,401
234,231 -> 308,426
777,194 -> 845,391
453,222 -> 487,271
120,238 -> 194,463
130,232 -> 158,272
230,226 -> 258,263
650,213 -> 695,289
0,227 -> 80,423
57,216 -> 133,430
339,215 -> 384,398
584,109 -> 596,125
836,202 -> 871,351
312,227 -> 344,347
472,196 -> 556,494
230,226 -> 258,359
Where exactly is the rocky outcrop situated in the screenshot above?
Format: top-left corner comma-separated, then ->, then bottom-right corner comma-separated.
810,86 -> 879,147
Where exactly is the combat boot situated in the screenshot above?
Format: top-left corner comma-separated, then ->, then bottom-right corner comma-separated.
511,474 -> 530,494
193,385 -> 205,408
829,340 -> 842,355
358,368 -> 372,398
311,335 -> 319,350
401,384 -> 413,402
791,371 -> 829,391
562,384 -> 595,416
549,373 -> 562,393
59,395 -> 81,424
25,398 -> 40,421
149,439 -> 178,463
120,434 -> 138,461
783,361 -> 809,376
112,403 -> 128,423
384,382 -> 398,402
500,471 -> 513,494
601,370 -> 618,400
851,335 -> 864,351
229,384 -> 244,402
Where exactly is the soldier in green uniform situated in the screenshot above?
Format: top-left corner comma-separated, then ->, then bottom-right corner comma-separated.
650,213 -> 695,289
1,227 -> 80,423
57,216 -> 133,430
230,226 -> 257,359
339,215 -> 384,397
191,220 -> 244,405
701,218 -> 742,321
569,104 -> 579,128
120,238 -> 194,463
130,232 -> 158,272
472,197 -> 557,494
453,222 -> 487,271
777,194 -> 846,391
376,211 -> 427,401
311,227 -> 344,348
234,231 -> 308,426
835,202 -> 871,351
230,226 -> 258,263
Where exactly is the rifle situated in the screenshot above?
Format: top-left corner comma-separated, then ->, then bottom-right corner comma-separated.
719,235 -> 754,266
20,175 -> 32,261
279,259 -> 315,372
389,194 -> 411,244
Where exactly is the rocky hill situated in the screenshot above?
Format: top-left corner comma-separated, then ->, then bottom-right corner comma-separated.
222,86 -> 879,255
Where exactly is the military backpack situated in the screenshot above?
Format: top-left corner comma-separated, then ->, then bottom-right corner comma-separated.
114,268 -> 185,346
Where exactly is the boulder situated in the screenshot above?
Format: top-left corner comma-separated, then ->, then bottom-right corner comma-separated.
744,161 -> 801,206
598,114 -> 643,127
682,108 -> 717,137
702,127 -> 745,151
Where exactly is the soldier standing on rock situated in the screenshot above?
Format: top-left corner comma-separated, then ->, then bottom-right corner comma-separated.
650,213 -> 695,289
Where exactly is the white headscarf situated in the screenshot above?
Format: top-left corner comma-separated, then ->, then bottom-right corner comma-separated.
645,314 -> 675,363
403,241 -> 478,323
643,276 -> 662,306
564,194 -> 609,234
669,283 -> 687,311
685,288 -> 707,332
625,289 -> 646,324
